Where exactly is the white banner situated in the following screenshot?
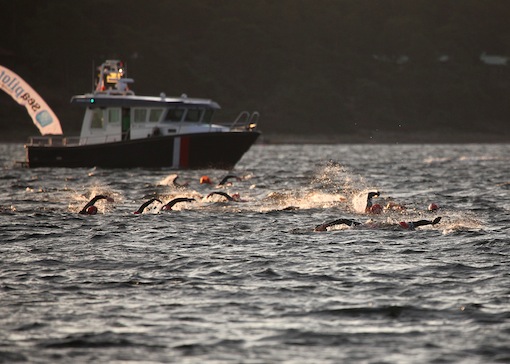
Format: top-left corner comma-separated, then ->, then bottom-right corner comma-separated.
0,65 -> 62,135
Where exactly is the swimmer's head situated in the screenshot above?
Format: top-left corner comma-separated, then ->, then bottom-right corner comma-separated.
86,206 -> 98,215
161,205 -> 171,211
232,193 -> 241,201
399,221 -> 410,229
370,204 -> 383,214
200,175 -> 212,184
428,203 -> 439,211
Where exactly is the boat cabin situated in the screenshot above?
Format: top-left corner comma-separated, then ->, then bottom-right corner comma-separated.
72,94 -> 228,145
71,60 -> 228,145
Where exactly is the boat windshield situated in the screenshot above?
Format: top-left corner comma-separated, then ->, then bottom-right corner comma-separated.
164,108 -> 185,122
203,109 -> 214,124
184,109 -> 202,122
163,108 -> 212,123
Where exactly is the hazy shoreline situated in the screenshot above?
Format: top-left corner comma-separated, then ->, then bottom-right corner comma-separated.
258,131 -> 510,144
2,131 -> 509,145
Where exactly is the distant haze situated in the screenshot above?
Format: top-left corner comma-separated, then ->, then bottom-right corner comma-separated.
1,0 -> 509,143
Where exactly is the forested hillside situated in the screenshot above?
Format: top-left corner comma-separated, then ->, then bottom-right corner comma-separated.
1,0 -> 509,142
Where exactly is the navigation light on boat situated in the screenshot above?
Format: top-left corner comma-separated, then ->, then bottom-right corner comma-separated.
90,98 -> 95,104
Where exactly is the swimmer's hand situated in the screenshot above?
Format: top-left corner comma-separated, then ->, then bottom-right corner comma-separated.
432,217 -> 441,225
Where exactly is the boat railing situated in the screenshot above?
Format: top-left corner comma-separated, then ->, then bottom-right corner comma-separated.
229,111 -> 259,131
78,134 -> 124,145
27,136 -> 80,146
28,134 -> 124,146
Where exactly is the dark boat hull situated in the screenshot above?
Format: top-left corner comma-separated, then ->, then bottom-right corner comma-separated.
25,131 -> 260,169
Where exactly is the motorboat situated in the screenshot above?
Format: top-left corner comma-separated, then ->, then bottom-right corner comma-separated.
24,60 -> 260,168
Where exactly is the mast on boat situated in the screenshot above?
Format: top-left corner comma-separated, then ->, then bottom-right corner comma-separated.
94,60 -> 134,95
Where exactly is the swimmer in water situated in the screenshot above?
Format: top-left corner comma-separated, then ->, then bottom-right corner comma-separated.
134,198 -> 162,214
369,203 -> 383,214
171,175 -> 189,188
398,217 -> 441,230
161,197 -> 195,211
385,201 -> 406,211
199,175 -> 212,184
428,203 -> 440,212
206,191 -> 241,202
314,216 -> 441,232
79,195 -> 114,215
365,191 -> 380,213
217,175 -> 242,186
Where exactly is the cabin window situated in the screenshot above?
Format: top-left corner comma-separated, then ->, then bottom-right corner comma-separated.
149,109 -> 164,122
91,109 -> 104,128
164,108 -> 185,122
184,109 -> 203,122
108,108 -> 121,123
133,108 -> 147,123
203,109 -> 214,124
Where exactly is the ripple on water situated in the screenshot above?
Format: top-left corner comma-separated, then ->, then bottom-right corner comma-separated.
0,144 -> 509,363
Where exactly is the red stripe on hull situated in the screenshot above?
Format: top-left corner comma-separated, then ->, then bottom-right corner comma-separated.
179,136 -> 190,168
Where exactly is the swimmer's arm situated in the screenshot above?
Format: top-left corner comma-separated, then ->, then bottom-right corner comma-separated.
314,218 -> 360,231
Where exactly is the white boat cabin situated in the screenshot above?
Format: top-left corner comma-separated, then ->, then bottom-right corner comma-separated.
75,94 -> 229,145
72,60 -> 229,145
26,60 -> 258,148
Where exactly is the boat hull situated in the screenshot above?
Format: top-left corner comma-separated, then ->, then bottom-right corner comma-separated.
25,131 -> 260,169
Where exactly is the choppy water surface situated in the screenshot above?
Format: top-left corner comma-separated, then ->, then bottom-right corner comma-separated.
1,143 -> 509,363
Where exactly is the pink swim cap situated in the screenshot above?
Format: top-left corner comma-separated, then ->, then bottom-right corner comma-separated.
370,204 -> 383,214
428,203 -> 439,211
86,206 -> 98,215
399,221 -> 409,229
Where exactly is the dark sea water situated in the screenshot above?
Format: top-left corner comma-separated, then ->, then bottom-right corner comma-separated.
1,143 -> 509,364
